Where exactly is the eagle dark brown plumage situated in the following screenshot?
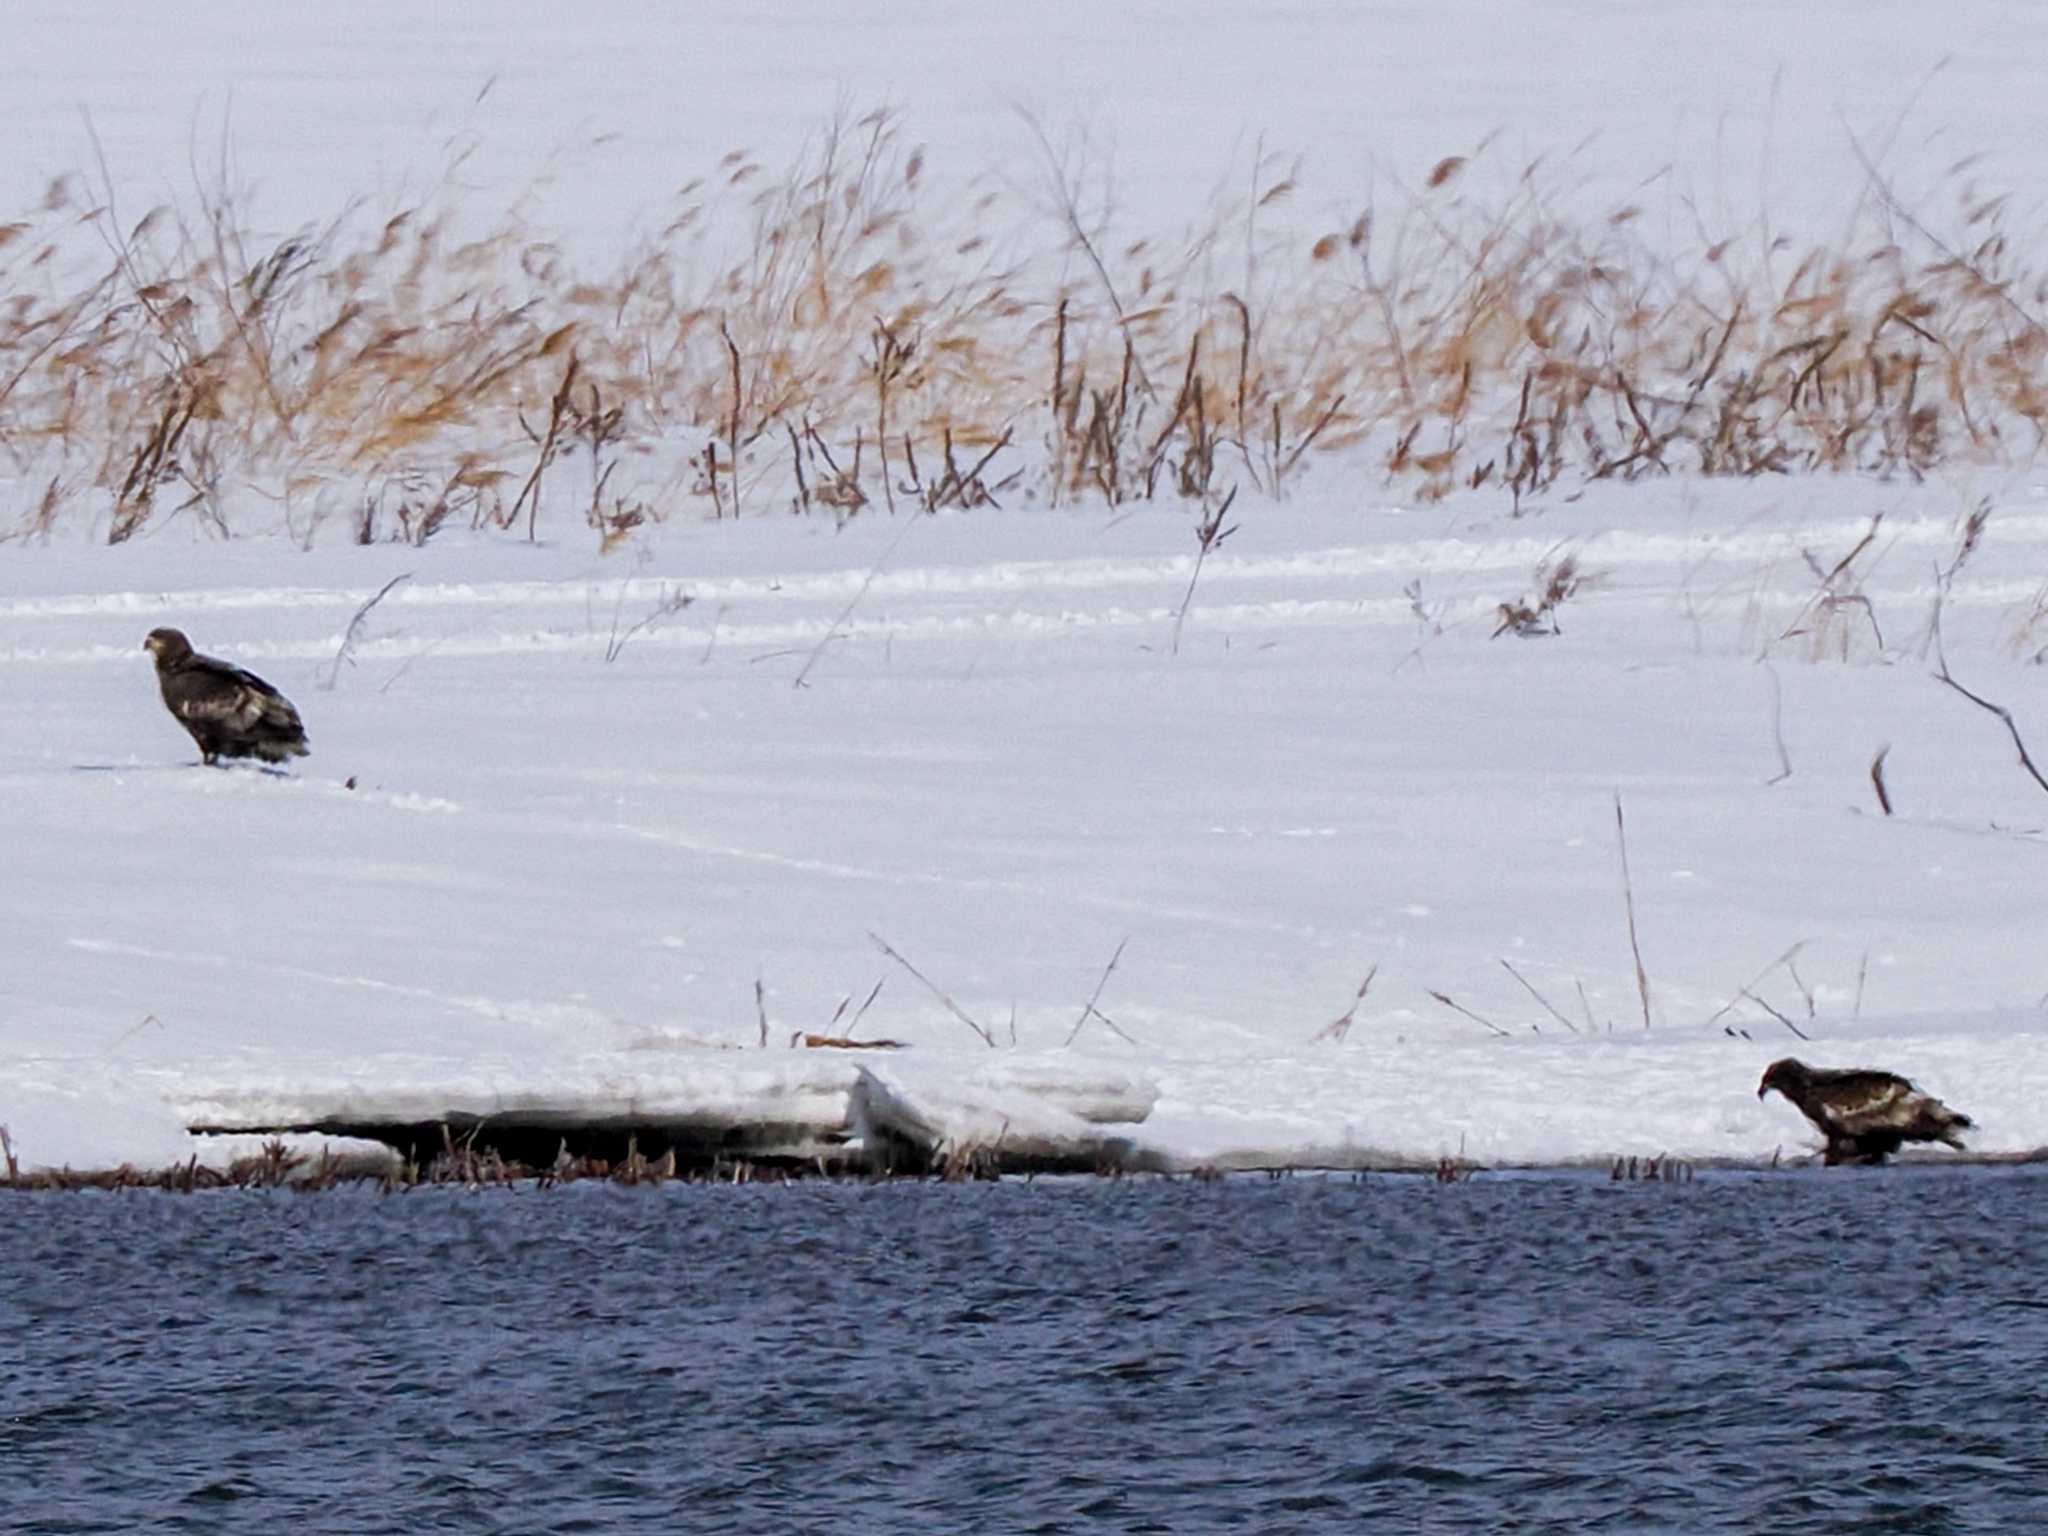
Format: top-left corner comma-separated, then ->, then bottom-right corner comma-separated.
144,628 -> 309,766
1758,1057 -> 1971,1166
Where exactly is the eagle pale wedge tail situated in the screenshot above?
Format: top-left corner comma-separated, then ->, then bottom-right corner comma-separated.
144,628 -> 310,767
1758,1057 -> 1972,1166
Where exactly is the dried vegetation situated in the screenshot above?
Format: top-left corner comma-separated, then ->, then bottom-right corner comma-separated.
4,111 -> 2047,543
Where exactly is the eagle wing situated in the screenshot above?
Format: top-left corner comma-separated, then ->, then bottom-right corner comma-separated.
173,664 -> 303,735
1810,1072 -> 1918,1138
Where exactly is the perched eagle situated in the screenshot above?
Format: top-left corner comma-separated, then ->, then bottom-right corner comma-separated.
144,628 -> 309,766
1758,1057 -> 1972,1166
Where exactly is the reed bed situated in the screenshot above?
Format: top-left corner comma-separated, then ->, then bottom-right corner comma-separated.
3,109 -> 2044,544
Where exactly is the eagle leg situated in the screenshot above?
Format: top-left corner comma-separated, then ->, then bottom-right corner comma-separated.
1824,1132 -> 1899,1166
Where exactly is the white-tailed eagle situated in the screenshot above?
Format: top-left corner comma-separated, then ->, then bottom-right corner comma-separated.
1758,1057 -> 1971,1165
144,628 -> 309,766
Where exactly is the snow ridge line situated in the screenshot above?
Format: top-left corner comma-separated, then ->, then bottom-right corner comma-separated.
4,508 -> 2041,622
0,595 -> 1445,665
4,577 -> 2039,668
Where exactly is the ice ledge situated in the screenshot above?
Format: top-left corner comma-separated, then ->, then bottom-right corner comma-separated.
161,1051 -> 1161,1175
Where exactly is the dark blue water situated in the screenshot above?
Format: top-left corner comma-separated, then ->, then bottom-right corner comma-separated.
4,1169 -> 2047,1533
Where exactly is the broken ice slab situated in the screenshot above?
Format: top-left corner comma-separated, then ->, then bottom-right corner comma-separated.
167,1051 -> 1159,1175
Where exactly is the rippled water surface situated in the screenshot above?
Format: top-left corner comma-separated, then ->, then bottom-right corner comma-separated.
5,1169 -> 2047,1532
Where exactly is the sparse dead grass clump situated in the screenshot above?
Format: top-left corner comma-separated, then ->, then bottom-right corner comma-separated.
5,109 -> 2048,543
1494,550 -> 1597,637
1774,512 -> 1889,661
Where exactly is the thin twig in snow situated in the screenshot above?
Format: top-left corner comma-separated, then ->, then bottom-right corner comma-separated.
1705,941 -> 1809,1027
605,585 -> 694,664
699,603 -> 728,665
1079,1004 -> 1136,1045
1934,654 -> 2048,797
1499,959 -> 1578,1033
792,510 -> 921,689
1427,989 -> 1510,1037
1870,744 -> 1894,816
1171,486 -> 1239,655
1066,937 -> 1132,1046
845,977 -> 885,1039
870,932 -> 995,1047
1575,977 -> 1601,1033
323,573 -> 410,690
1740,987 -> 1811,1040
110,1012 -> 165,1048
1763,661 -> 1792,784
1786,952 -> 1817,1019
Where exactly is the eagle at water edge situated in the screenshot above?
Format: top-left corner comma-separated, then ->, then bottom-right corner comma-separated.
1757,1057 -> 1972,1166
144,628 -> 310,766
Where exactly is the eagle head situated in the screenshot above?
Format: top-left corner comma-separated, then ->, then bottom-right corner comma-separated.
144,628 -> 192,665
1757,1057 -> 1808,1100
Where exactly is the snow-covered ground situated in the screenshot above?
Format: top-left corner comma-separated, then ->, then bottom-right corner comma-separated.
5,4 -> 2048,1173
7,478 -> 2048,1171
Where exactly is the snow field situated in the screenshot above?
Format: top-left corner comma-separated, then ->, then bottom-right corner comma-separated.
5,479 -> 2048,1171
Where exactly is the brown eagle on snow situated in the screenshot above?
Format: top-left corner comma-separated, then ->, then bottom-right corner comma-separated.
1758,1058 -> 1972,1165
144,628 -> 309,766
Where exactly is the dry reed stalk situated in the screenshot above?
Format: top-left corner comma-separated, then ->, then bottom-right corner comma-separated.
871,320 -> 912,515
721,321 -> 744,516
513,359 -> 577,540
794,1033 -> 905,1050
1613,795 -> 1653,1029
1312,965 -> 1378,1043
